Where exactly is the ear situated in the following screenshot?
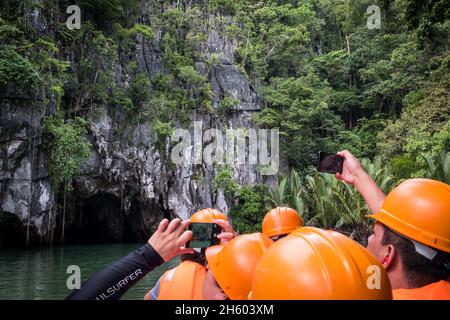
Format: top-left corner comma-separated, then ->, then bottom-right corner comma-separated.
380,244 -> 396,269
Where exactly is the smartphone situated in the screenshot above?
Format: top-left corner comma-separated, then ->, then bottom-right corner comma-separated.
186,223 -> 222,248
317,151 -> 344,174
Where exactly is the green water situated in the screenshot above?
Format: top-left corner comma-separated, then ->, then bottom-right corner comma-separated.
0,243 -> 179,300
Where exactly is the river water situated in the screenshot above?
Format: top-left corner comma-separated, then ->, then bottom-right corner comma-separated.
0,243 -> 179,300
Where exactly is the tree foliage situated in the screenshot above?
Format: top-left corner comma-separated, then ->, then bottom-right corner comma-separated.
43,116 -> 92,187
1,0 -> 448,236
269,157 -> 396,243
0,45 -> 40,94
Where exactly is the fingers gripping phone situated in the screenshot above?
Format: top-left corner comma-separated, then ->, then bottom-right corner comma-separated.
317,151 -> 344,174
186,223 -> 222,249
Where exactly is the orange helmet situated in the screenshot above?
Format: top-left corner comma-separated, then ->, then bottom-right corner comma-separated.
262,207 -> 304,238
191,208 -> 228,223
367,178 -> 450,253
206,233 -> 273,300
250,227 -> 392,300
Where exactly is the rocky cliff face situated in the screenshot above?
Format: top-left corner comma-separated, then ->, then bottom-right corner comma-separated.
1,85 -> 56,246
0,1 -> 278,246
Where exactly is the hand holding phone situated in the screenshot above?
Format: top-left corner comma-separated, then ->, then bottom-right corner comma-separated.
186,222 -> 222,249
317,151 -> 344,174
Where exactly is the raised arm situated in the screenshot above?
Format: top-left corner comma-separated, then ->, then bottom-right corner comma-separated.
336,150 -> 386,214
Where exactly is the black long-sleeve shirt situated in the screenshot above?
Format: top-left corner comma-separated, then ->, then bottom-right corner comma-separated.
66,243 -> 164,300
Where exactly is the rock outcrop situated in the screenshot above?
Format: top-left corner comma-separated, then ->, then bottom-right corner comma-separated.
0,1 -> 278,246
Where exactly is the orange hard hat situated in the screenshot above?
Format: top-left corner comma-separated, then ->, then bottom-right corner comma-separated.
367,178 -> 450,253
262,207 -> 304,238
206,233 -> 273,300
191,208 -> 228,223
250,227 -> 392,300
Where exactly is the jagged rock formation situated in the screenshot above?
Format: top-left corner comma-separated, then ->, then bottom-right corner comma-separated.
0,1 -> 278,246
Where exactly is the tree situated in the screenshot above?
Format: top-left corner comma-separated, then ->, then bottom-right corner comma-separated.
253,72 -> 344,170
43,116 -> 91,243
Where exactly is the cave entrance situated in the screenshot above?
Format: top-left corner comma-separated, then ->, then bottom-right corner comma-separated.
123,196 -> 169,243
0,212 -> 26,247
64,191 -> 170,245
67,192 -> 124,244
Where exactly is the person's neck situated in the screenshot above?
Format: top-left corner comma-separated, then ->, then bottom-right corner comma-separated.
386,259 -> 416,290
388,270 -> 413,290
388,269 -> 438,290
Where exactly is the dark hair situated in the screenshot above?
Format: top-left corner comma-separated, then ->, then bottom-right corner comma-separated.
180,249 -> 207,266
381,225 -> 450,287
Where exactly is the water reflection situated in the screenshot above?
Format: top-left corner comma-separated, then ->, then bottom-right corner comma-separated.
0,244 -> 179,300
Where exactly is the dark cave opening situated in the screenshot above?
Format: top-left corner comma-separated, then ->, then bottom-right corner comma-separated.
0,212 -> 26,247
123,199 -> 146,243
0,191 -> 172,247
65,192 -> 124,244
64,192 -> 169,245
123,196 -> 170,243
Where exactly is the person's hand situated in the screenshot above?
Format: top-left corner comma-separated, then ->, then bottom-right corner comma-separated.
213,219 -> 238,244
336,150 -> 386,213
335,150 -> 365,186
148,218 -> 194,261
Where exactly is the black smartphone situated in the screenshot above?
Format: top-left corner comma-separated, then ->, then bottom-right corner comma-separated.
186,223 -> 222,248
317,151 -> 344,174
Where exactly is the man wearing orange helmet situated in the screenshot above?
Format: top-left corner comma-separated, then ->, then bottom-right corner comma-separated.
250,227 -> 392,299
337,150 -> 450,300
262,207 -> 304,241
204,233 -> 273,300
145,208 -> 237,300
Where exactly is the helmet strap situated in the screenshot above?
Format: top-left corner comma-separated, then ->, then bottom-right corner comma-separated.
390,228 -> 438,261
411,238 -> 438,261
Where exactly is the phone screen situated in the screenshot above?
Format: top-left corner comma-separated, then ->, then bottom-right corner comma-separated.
187,223 -> 221,248
317,152 -> 344,174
